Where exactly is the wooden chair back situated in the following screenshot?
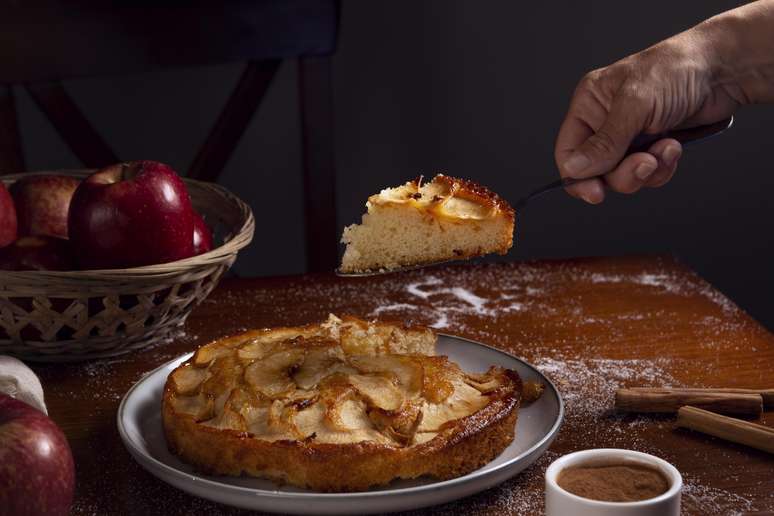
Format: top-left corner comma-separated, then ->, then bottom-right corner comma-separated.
0,1 -> 339,271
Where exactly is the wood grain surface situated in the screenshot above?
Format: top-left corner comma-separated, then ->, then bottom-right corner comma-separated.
32,255 -> 774,515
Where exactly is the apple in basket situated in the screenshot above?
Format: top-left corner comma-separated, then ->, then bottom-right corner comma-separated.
68,161 -> 196,269
0,235 -> 76,271
9,174 -> 80,239
0,181 -> 17,247
192,211 -> 213,255
0,394 -> 75,516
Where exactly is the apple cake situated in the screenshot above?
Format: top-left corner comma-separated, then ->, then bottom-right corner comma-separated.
339,175 -> 515,273
162,315 -> 522,492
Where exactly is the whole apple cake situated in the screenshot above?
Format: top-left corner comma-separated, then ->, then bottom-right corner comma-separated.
339,175 -> 515,273
162,315 -> 522,491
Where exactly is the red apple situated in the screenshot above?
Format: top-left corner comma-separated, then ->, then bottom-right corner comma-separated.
68,161 -> 196,269
0,182 -> 17,247
9,175 -> 80,239
0,394 -> 75,516
0,236 -> 75,271
192,211 -> 213,255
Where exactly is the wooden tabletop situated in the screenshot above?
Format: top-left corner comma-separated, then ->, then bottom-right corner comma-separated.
32,255 -> 774,515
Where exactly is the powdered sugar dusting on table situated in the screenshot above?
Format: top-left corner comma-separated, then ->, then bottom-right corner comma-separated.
367,263 -> 740,328
62,259 -> 767,515
355,261 -> 759,515
682,478 -> 756,515
60,327 -> 198,406
381,274 -> 529,328
589,271 -> 740,315
397,450 -> 561,516
192,260 -> 764,514
535,355 -> 678,443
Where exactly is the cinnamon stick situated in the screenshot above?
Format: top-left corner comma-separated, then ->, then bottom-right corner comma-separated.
615,388 -> 763,415
623,387 -> 774,408
676,406 -> 774,455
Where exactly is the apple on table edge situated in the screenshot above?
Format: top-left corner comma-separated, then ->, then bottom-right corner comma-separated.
0,393 -> 75,516
68,161 -> 196,269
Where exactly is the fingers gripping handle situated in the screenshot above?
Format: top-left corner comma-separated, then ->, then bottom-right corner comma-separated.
627,116 -> 734,154
514,117 -> 734,212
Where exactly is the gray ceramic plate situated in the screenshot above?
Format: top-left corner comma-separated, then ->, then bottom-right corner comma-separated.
117,335 -> 564,514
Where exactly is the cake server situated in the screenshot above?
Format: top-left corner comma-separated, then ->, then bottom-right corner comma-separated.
337,116 -> 734,277
512,116 -> 734,213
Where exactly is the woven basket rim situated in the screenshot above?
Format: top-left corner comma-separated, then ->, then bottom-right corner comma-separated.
1,169 -> 255,279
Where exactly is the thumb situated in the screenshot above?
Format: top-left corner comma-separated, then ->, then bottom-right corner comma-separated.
561,95 -> 647,178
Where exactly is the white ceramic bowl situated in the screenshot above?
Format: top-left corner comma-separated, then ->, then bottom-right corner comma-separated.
545,449 -> 682,516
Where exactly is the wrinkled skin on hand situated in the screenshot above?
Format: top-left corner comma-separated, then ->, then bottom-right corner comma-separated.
555,1 -> 774,203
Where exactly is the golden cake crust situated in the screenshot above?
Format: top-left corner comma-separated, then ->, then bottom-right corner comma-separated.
162,315 -> 522,492
367,174 -> 515,225
411,174 -> 516,221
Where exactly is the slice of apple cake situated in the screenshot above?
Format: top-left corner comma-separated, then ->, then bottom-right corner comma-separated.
339,175 -> 515,273
162,315 -> 522,492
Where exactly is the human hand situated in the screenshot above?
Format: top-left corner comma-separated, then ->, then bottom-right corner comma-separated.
554,31 -> 740,204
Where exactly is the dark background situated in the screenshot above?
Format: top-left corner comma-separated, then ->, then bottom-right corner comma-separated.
12,1 -> 773,329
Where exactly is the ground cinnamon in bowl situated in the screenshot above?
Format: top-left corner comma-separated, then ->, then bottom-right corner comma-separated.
557,463 -> 670,502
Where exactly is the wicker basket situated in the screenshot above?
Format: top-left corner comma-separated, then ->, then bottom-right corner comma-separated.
0,170 -> 254,362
